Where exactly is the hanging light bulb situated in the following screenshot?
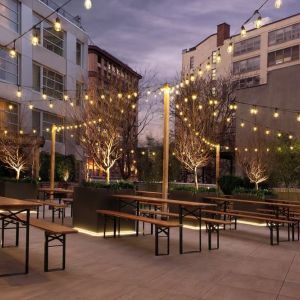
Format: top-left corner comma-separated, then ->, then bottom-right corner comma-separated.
28,102 -> 34,110
49,100 -> 53,109
277,132 -> 282,138
42,88 -> 47,100
32,29 -> 39,46
297,114 -> 300,122
275,0 -> 282,8
84,93 -> 89,100
9,42 -> 17,58
240,122 -> 245,128
255,14 -> 262,29
216,49 -> 221,63
54,17 -> 62,32
84,0 -> 92,9
241,25 -> 247,37
273,108 -> 279,118
265,129 -> 270,135
16,85 -> 22,98
253,126 -> 258,132
289,134 -> 293,140
198,65 -> 203,77
206,59 -> 211,70
227,41 -> 234,54
250,106 -> 258,115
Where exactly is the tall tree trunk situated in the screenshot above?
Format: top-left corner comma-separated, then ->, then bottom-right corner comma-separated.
194,167 -> 198,190
106,168 -> 110,184
255,182 -> 259,190
16,168 -> 21,181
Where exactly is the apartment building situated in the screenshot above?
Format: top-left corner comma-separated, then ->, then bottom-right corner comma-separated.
87,45 -> 142,179
0,0 -> 88,161
182,13 -> 300,173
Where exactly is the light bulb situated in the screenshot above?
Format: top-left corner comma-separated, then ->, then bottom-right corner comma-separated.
85,93 -> 89,100
227,42 -> 233,54
273,109 -> 279,118
265,129 -> 270,135
16,86 -> 22,98
275,0 -> 282,8
32,30 -> 39,46
28,102 -> 34,110
9,47 -> 16,58
241,25 -> 247,37
255,16 -> 262,29
206,61 -> 211,71
54,17 -> 62,32
49,101 -> 53,108
84,0 -> 92,10
297,114 -> 300,122
216,50 -> 221,63
198,68 -> 203,77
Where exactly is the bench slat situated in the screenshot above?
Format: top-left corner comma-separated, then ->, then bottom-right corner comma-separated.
97,210 -> 181,228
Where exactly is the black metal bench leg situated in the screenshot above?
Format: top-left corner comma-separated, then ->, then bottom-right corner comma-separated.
62,234 -> 66,270
44,232 -> 49,272
103,215 -> 107,238
1,219 -> 4,248
208,225 -> 212,250
113,217 -> 117,238
155,225 -> 158,256
52,207 -> 55,223
16,222 -> 19,247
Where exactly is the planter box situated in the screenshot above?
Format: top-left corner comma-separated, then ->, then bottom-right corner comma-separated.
73,187 -> 135,233
0,181 -> 37,199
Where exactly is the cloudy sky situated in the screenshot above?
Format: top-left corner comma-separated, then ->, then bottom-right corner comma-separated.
61,0 -> 299,140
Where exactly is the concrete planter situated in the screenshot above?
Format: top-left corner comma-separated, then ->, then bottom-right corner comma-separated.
73,187 -> 135,233
0,181 -> 37,199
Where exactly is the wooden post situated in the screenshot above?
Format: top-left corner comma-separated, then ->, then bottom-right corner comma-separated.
50,124 -> 56,199
216,144 -> 220,191
162,83 -> 170,201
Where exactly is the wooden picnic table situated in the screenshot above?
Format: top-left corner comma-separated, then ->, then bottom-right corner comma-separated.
38,187 -> 73,199
0,197 -> 42,276
135,191 -> 164,197
205,196 -> 300,219
112,194 -> 216,253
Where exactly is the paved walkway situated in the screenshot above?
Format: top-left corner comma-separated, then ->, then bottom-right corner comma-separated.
1,215 -> 300,299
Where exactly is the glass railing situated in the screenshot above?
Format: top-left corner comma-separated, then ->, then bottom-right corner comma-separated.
39,0 -> 82,28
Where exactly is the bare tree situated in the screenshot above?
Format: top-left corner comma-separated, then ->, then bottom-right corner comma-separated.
237,133 -> 273,190
0,133 -> 37,180
172,74 -> 237,188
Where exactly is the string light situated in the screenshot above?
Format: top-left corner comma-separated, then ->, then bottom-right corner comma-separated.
9,42 -> 16,58
275,0 -> 282,8
297,114 -> 300,122
28,102 -> 34,110
250,106 -> 258,115
49,100 -> 53,109
206,59 -> 211,71
198,67 -> 203,77
277,132 -> 282,138
265,129 -> 270,135
273,108 -> 279,118
31,29 -> 39,46
54,17 -> 62,32
42,88 -> 47,100
255,12 -> 262,29
241,25 -> 247,37
84,0 -> 92,9
289,134 -> 293,140
227,41 -> 233,54
216,49 -> 221,63
84,93 -> 89,100
253,126 -> 258,132
240,122 -> 245,128
16,85 -> 22,98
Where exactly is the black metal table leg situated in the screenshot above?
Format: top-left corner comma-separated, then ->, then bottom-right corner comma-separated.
25,209 -> 30,274
179,205 -> 183,254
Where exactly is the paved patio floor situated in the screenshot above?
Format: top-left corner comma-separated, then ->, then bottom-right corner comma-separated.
1,213 -> 300,300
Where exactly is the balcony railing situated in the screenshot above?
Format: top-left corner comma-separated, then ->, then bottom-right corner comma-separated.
39,0 -> 82,28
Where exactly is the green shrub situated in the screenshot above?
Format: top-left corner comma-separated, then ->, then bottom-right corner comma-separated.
233,187 -> 275,199
0,176 -> 38,184
82,181 -> 134,190
218,175 -> 244,195
170,185 -> 216,193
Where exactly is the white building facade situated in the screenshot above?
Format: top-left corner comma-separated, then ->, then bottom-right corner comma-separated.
0,0 -> 88,158
182,13 -> 300,173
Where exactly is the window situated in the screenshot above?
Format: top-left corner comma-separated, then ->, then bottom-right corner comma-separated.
212,51 -> 217,64
0,0 -> 19,32
235,76 -> 260,89
76,81 -> 84,106
42,112 -> 63,142
0,47 -> 18,84
268,45 -> 299,67
234,36 -> 260,56
233,56 -> 260,75
76,40 -> 83,66
32,63 -> 64,100
0,99 -> 18,132
269,23 -> 300,46
33,14 -> 64,56
32,109 -> 41,135
189,56 -> 194,70
212,69 -> 216,80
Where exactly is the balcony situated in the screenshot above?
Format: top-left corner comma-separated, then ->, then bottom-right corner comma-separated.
40,0 -> 82,28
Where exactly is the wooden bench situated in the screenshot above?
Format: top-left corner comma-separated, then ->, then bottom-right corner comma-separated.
17,214 -> 77,272
139,209 -> 232,250
96,209 -> 181,256
203,209 -> 297,245
62,198 -> 74,217
26,199 -> 67,224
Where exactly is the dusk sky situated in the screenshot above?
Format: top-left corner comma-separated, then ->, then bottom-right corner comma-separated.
62,0 -> 299,141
